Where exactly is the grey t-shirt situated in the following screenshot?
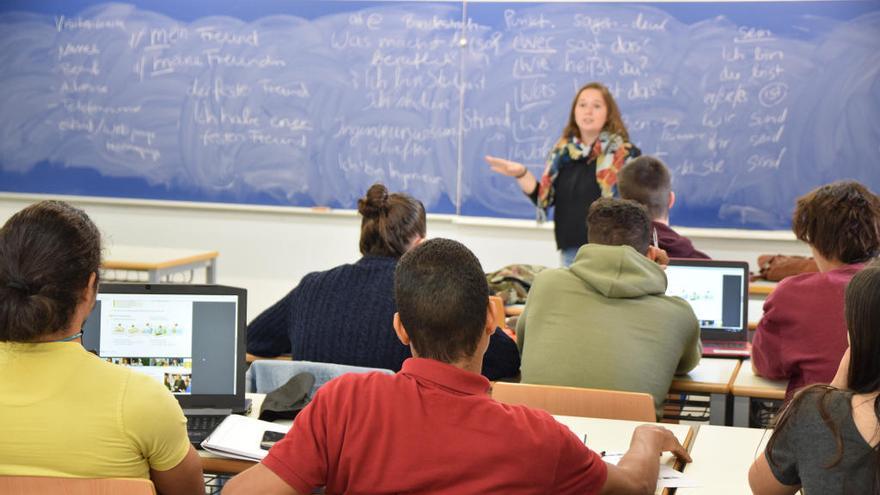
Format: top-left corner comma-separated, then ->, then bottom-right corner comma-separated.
767,388 -> 877,493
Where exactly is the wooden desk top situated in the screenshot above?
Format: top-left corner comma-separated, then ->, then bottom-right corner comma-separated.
555,415 -> 693,495
103,245 -> 219,271
555,414 -> 693,456
731,360 -> 787,400
670,358 -> 741,395
749,281 -> 777,296
200,393 -> 267,475
678,425 -> 771,494
201,456 -> 256,475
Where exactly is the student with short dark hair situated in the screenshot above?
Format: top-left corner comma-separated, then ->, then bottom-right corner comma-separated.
749,261 -> 880,494
246,183 -> 519,380
225,238 -> 692,495
752,181 -> 880,400
517,198 -> 701,417
618,155 -> 710,259
0,201 -> 203,495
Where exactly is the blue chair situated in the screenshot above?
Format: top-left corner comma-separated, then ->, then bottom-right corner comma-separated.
246,360 -> 394,398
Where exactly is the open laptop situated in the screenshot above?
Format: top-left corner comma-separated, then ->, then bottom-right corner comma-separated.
664,259 -> 750,358
83,283 -> 248,446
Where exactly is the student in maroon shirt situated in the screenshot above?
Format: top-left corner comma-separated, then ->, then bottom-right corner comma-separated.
752,181 -> 880,400
225,238 -> 691,495
618,155 -> 710,259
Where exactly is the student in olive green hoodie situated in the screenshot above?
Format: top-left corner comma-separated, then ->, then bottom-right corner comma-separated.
517,198 -> 701,417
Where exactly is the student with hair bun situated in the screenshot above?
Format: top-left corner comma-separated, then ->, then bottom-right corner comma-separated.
247,183 -> 520,379
0,201 -> 203,494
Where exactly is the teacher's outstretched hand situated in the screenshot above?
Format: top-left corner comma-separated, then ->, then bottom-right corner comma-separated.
485,155 -> 537,195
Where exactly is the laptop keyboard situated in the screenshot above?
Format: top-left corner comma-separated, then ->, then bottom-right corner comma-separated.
712,342 -> 747,349
186,414 -> 226,448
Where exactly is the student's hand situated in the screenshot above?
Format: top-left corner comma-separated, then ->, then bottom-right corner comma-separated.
632,424 -> 692,463
485,155 -> 528,178
647,245 -> 670,267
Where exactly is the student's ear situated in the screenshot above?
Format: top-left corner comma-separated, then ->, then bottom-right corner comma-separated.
485,303 -> 496,336
84,272 -> 97,300
647,245 -> 670,267
393,313 -> 411,346
668,191 -> 676,210
407,235 -> 426,252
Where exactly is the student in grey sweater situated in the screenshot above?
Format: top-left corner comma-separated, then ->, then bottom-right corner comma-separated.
749,261 -> 880,495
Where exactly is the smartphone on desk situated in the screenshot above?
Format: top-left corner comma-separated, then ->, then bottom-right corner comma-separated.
260,430 -> 286,451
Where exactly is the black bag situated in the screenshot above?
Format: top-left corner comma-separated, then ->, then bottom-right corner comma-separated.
258,372 -> 316,422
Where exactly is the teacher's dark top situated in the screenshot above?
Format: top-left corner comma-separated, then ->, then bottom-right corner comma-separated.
529,147 -> 641,251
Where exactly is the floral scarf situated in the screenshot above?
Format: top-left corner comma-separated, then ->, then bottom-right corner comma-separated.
536,132 -> 633,221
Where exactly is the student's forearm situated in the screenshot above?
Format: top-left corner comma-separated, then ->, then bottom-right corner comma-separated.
614,440 -> 660,494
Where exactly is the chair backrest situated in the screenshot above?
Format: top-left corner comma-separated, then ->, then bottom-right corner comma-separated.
491,382 -> 656,422
488,295 -> 506,329
0,476 -> 156,495
246,359 -> 394,397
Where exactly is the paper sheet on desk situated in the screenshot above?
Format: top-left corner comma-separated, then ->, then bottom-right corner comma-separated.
201,414 -> 291,462
602,454 -> 700,489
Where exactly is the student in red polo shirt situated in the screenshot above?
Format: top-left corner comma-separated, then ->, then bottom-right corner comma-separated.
225,238 -> 691,495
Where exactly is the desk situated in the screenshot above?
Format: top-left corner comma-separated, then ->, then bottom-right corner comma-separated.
749,280 -> 777,296
731,360 -> 787,427
102,246 -> 219,284
199,397 -> 694,486
669,358 -> 741,426
555,415 -> 693,495
200,393 -> 269,475
677,425 -> 771,494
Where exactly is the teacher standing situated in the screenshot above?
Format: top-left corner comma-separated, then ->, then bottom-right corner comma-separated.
486,82 -> 641,266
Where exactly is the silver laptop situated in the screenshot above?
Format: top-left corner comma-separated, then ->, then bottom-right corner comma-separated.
665,259 -> 750,358
83,283 -> 248,445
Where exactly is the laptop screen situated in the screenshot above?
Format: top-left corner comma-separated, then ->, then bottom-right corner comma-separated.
664,260 -> 749,342
83,283 -> 247,410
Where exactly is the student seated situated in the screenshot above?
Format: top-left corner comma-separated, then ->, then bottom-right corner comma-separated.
225,238 -> 692,494
246,183 -> 519,380
517,198 -> 702,417
618,155 -> 710,259
749,261 -> 880,494
0,201 -> 203,494
752,181 -> 880,400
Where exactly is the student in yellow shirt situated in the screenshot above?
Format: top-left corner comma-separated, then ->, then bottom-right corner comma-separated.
0,200 -> 203,495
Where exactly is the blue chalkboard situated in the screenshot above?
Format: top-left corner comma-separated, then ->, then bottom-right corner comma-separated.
0,1 -> 878,229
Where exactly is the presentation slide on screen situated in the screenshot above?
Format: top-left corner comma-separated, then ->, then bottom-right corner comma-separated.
98,295 -> 193,358
104,357 -> 193,394
666,269 -> 727,328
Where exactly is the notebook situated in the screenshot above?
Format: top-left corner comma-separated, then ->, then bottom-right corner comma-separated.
664,259 -> 750,357
83,283 -> 248,446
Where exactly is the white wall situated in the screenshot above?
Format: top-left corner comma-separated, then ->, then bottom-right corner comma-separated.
0,193 -> 809,322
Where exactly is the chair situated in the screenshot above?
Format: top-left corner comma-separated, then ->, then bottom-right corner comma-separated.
0,476 -> 156,495
246,360 -> 394,398
491,382 -> 656,422
488,295 -> 506,328
246,352 -> 292,364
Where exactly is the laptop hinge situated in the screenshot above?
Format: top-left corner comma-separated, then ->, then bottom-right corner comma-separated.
183,408 -> 233,415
